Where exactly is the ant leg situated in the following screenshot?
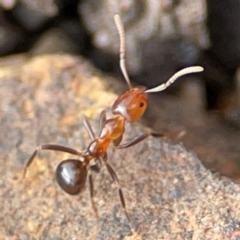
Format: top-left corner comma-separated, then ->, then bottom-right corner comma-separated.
88,171 -> 99,218
82,110 -> 106,139
23,144 -> 82,178
113,134 -> 123,147
98,110 -> 106,135
82,115 -> 95,140
83,116 -> 106,217
104,161 -> 135,233
117,132 -> 165,149
117,130 -> 186,149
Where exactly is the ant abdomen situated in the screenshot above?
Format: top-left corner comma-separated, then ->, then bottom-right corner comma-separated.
55,159 -> 87,195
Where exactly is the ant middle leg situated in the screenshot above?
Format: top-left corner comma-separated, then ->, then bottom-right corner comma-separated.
83,115 -> 95,140
23,144 -> 82,178
82,110 -> 106,140
98,110 -> 107,136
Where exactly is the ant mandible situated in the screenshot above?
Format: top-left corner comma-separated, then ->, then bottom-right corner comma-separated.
23,14 -> 203,233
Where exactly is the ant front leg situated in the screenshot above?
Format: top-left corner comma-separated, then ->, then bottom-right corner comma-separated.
116,130 -> 185,149
23,144 -> 82,178
116,132 -> 165,149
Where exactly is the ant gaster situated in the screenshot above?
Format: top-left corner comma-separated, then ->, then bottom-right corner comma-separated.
23,14 -> 203,233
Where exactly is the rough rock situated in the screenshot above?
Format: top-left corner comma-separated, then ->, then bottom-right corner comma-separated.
1,54 -> 240,240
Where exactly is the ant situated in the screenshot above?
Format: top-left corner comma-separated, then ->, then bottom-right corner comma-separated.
23,14 -> 203,234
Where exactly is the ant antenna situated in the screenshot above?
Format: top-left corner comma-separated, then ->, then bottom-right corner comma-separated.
114,14 -> 132,89
145,66 -> 204,93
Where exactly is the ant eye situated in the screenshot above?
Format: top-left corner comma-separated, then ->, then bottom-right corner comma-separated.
139,102 -> 144,107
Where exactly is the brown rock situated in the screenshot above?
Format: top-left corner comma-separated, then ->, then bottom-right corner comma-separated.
1,54 -> 240,239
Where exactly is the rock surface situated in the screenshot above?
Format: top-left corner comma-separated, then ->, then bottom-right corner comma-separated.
1,54 -> 240,239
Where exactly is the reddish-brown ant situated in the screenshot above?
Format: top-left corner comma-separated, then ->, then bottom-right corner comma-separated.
23,14 -> 203,233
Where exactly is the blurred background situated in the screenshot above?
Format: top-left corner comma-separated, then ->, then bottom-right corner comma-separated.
0,0 -> 240,179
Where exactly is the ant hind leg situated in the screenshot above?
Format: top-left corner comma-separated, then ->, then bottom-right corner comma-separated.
23,144 -> 82,178
88,171 -> 99,218
104,161 -> 135,234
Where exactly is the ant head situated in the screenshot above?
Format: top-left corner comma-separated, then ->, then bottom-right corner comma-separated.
56,159 -> 87,195
113,14 -> 204,123
112,87 -> 148,123
112,65 -> 204,123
